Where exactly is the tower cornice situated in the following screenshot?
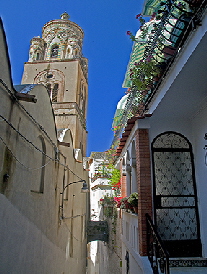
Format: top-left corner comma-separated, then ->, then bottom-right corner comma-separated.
42,19 -> 84,38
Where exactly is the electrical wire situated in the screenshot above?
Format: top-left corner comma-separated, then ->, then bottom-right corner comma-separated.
0,113 -> 83,180
0,79 -> 57,149
0,114 -> 53,159
0,135 -> 52,170
62,213 -> 86,220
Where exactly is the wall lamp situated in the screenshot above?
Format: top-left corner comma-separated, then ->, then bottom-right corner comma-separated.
60,179 -> 89,194
60,179 -> 89,220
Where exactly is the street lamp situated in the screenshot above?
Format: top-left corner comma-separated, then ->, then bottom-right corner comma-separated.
61,180 -> 89,194
60,179 -> 89,219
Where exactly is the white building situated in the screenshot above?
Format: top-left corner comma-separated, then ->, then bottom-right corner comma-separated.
113,0 -> 207,273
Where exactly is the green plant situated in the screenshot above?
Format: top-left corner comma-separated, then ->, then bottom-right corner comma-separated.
112,115 -> 125,135
127,12 -> 158,41
100,195 -> 115,206
130,58 -> 160,91
120,197 -> 133,211
103,206 -> 114,218
128,192 -> 138,207
101,195 -> 118,219
105,141 -> 120,164
109,165 -> 120,186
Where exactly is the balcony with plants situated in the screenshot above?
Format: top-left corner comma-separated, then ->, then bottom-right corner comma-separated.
112,0 -> 207,153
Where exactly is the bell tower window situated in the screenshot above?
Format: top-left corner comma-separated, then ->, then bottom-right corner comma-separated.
46,84 -> 51,96
75,49 -> 78,56
52,84 -> 59,102
50,45 -> 59,58
34,70 -> 64,103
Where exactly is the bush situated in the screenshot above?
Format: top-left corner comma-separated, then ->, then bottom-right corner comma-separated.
127,192 -> 138,207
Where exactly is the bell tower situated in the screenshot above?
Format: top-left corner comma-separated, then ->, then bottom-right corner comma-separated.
21,12 -> 88,155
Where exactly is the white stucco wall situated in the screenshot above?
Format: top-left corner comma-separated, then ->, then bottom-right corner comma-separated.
191,103 -> 207,257
121,211 -> 153,274
0,194 -> 70,274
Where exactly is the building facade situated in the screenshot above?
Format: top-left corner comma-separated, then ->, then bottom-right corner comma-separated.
112,0 -> 207,273
0,15 -> 89,274
21,12 -> 88,156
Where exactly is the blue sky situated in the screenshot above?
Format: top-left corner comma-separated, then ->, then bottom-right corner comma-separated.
1,0 -> 144,156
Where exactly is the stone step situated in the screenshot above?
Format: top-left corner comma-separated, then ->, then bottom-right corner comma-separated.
169,257 -> 207,267
170,258 -> 207,273
170,267 -> 207,273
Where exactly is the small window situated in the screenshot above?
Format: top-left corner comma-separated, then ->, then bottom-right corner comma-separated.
36,52 -> 40,60
47,74 -> 53,79
46,84 -> 51,96
50,45 -> 59,58
66,47 -> 71,58
52,84 -> 58,102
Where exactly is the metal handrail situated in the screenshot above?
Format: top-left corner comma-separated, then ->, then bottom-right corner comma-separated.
146,213 -> 170,274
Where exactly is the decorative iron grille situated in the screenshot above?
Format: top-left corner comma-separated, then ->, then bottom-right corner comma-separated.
152,132 -> 201,257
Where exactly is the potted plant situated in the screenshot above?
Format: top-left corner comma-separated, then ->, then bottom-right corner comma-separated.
128,192 -> 138,214
130,58 -> 161,91
120,197 -> 134,212
114,196 -> 122,208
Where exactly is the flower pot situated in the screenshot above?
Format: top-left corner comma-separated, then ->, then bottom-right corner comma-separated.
133,206 -> 138,214
163,45 -> 177,58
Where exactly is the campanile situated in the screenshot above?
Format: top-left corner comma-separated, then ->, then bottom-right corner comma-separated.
21,12 -> 88,155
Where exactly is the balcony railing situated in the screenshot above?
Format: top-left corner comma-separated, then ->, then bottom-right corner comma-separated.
112,0 -> 207,148
146,214 -> 170,274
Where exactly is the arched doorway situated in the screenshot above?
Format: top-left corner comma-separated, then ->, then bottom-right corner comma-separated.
152,131 -> 201,257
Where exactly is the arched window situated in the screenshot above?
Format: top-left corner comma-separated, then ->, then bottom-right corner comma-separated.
50,45 -> 59,58
34,69 -> 64,102
65,47 -> 72,59
75,49 -> 78,56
